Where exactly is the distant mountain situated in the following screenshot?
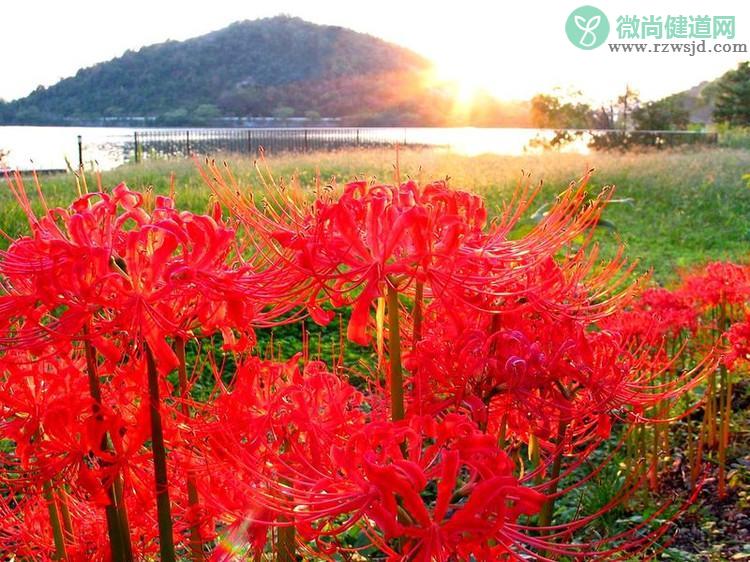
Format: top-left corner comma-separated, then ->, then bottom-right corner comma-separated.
680,80 -> 719,124
0,16 -> 532,127
665,77 -> 722,125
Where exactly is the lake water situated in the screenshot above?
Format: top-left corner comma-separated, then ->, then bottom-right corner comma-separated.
0,126 -> 591,172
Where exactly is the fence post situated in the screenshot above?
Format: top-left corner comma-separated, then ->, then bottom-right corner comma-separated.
304,129 -> 309,151
185,131 -> 191,156
77,135 -> 83,170
356,129 -> 360,146
247,130 -> 252,155
134,132 -> 140,164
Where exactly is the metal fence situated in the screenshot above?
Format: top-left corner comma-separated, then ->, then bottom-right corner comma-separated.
128,127 -> 722,164
133,128 -> 411,162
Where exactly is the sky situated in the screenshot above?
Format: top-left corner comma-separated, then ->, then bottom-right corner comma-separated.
1,0 -> 748,105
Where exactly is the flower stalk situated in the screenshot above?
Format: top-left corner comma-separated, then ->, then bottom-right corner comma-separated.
387,282 -> 405,422
538,421 -> 568,530
145,343 -> 177,562
83,333 -> 132,562
175,337 -> 204,561
43,481 -> 67,561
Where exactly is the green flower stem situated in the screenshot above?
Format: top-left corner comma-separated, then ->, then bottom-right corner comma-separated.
276,524 -> 296,562
388,283 -> 405,422
57,489 -> 74,545
43,481 -> 67,561
175,337 -> 204,561
83,333 -> 131,562
145,343 -> 177,562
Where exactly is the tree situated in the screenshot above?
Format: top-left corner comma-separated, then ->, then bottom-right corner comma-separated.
304,110 -> 321,122
160,107 -> 189,125
272,105 -> 295,124
15,105 -> 44,124
701,80 -> 720,107
218,87 -> 264,116
713,61 -> 750,126
616,85 -> 640,130
632,94 -> 690,130
531,94 -> 560,128
193,104 -> 221,123
530,93 -> 592,129
590,105 -> 615,129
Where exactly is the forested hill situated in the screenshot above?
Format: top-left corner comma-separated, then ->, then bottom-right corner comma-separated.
0,16 -> 532,127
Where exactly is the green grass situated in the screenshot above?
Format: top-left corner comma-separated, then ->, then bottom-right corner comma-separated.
4,146 -> 750,281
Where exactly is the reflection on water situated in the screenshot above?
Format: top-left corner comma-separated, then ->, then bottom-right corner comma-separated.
0,126 -> 135,172
403,128 -> 592,157
0,126 -> 592,172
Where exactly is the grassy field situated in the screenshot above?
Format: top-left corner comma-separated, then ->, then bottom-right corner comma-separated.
3,146 -> 750,281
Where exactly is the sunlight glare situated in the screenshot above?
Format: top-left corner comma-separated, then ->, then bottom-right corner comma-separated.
432,54 -> 530,105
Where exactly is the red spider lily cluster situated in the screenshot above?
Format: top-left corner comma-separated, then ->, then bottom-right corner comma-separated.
602,259 -> 750,496
0,165 -> 720,561
680,262 -> 750,500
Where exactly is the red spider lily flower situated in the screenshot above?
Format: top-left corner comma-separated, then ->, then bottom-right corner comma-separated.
0,178 -> 261,363
0,341 -> 237,558
346,414 -> 544,561
210,404 -> 545,561
724,319 -> 750,367
256,177 -> 493,345
196,356 -> 368,511
1,341 -> 169,499
678,261 -> 750,311
0,176 -> 282,560
202,163 -> 633,345
602,287 -> 698,345
407,299 -> 707,448
0,461 -> 196,561
0,348 -> 140,508
0,347 -> 147,558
